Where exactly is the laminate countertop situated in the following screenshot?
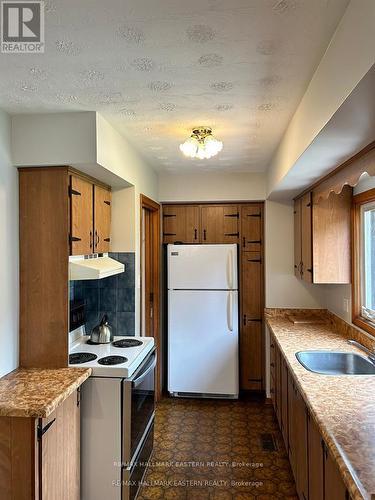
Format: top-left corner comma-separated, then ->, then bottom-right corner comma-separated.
0,367 -> 91,418
266,312 -> 375,500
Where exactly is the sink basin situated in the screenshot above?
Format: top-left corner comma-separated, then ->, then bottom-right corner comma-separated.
295,351 -> 375,375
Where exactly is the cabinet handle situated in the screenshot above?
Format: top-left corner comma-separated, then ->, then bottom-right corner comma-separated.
104,200 -> 111,206
163,233 -> 177,236
270,362 -> 275,367
194,229 -> 197,240
243,314 -> 247,326
203,229 -> 207,241
225,232 -> 239,237
95,230 -> 99,249
104,238 -> 110,242
70,235 -> 81,242
77,388 -> 81,407
90,230 -> 93,249
224,213 -> 239,218
243,237 -> 246,248
270,343 -> 274,348
37,418 -> 56,440
247,213 -> 261,218
247,258 -> 261,263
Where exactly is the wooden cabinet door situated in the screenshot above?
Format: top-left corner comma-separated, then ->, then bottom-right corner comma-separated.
40,391 -> 80,500
201,205 -> 239,243
242,252 -> 262,319
308,413 -> 324,500
70,175 -> 94,255
241,204 -> 262,251
288,376 -> 308,500
301,192 -> 312,283
240,321 -> 262,390
324,447 -> 347,499
294,198 -> 302,279
312,185 -> 351,284
280,358 -> 288,449
94,185 -> 111,253
163,205 -> 200,243
275,346 -> 282,427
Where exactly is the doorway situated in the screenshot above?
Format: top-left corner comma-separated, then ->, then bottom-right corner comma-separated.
140,194 -> 161,399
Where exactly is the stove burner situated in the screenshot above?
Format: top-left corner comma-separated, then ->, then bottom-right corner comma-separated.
112,339 -> 143,348
69,352 -> 97,364
97,355 -> 127,366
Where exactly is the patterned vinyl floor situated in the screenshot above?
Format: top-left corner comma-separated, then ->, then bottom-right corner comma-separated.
137,397 -> 298,500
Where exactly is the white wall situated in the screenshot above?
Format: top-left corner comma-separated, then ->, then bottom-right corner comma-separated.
159,172 -> 266,202
0,110 -> 18,376
265,200 -> 323,309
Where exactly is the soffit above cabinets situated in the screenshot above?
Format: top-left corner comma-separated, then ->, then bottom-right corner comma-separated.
1,0 -> 349,174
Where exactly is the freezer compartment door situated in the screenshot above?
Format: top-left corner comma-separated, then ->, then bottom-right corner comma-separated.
168,290 -> 239,396
168,244 -> 238,290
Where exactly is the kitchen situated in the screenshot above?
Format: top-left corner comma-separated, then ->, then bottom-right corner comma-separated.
0,0 -> 374,499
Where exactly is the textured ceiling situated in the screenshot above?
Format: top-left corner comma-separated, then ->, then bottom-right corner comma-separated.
0,0 -> 349,173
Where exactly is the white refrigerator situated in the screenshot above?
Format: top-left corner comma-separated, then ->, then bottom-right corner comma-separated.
167,244 -> 239,398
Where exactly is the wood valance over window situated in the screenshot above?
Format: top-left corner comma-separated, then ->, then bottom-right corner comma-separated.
314,144 -> 375,201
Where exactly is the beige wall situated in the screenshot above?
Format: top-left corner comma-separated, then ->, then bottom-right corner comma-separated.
0,110 -> 19,376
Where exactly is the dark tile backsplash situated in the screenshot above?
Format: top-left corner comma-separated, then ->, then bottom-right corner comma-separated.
69,252 -> 135,336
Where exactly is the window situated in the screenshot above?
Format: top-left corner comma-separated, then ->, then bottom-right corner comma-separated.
352,189 -> 375,335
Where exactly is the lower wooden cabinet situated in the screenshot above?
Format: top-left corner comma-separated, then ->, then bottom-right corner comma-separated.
240,321 -> 262,390
0,391 -> 80,500
269,332 -> 349,500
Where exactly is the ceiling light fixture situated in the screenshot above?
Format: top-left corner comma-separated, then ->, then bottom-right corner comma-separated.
179,127 -> 223,160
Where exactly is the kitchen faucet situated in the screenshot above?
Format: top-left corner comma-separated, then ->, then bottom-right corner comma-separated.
348,339 -> 375,364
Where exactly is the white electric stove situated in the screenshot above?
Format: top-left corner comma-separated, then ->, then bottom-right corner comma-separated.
69,334 -> 155,377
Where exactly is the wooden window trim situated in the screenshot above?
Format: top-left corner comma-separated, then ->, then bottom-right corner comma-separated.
352,188 -> 375,337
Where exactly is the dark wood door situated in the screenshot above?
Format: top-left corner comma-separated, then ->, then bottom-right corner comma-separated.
294,198 -> 302,278
241,204 -> 262,251
70,175 -> 94,256
242,252 -> 262,319
163,205 -> 200,243
308,412 -> 324,500
240,321 -> 262,390
324,446 -> 347,499
94,185 -> 111,253
294,386 -> 308,500
201,205 -> 239,243
301,192 -> 312,283
280,358 -> 289,448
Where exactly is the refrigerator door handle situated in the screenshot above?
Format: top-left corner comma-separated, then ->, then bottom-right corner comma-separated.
227,250 -> 233,289
227,292 -> 233,332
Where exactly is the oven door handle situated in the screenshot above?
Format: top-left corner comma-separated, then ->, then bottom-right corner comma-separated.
132,353 -> 157,388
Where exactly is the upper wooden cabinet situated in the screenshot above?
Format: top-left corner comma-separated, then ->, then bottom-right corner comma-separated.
69,174 -> 112,256
94,185 -> 112,253
201,205 -> 239,243
162,205 -> 200,244
294,186 -> 351,284
70,175 -> 94,256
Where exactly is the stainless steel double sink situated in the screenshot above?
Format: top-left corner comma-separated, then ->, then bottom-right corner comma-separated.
295,350 -> 375,375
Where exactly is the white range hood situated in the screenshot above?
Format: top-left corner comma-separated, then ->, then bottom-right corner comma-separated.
69,254 -> 124,280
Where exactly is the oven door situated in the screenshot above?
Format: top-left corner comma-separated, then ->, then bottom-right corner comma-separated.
123,350 -> 156,465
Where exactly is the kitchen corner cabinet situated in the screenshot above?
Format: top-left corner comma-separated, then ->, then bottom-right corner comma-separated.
294,185 -> 351,284
70,174 -> 112,256
162,204 -> 200,243
269,332 -> 349,500
0,391 -> 80,500
19,166 -> 111,369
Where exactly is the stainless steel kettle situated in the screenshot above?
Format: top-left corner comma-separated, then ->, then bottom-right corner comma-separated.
90,314 -> 113,344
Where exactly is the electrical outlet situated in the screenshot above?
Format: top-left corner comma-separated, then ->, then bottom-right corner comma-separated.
343,298 -> 349,313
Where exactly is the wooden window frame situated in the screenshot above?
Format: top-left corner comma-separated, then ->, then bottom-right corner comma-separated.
352,188 -> 375,336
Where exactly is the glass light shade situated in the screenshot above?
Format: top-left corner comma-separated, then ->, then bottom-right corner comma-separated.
179,137 -> 199,157
180,129 -> 223,159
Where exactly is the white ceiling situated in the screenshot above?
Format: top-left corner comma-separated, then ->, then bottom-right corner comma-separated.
0,0 -> 349,174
